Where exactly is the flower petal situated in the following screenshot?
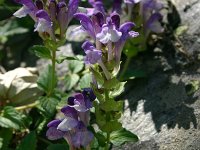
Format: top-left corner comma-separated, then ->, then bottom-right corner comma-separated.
85,49 -> 102,65
72,131 -> 94,147
119,22 -> 135,41
57,117 -> 78,131
13,6 -> 31,18
113,0 -> 122,13
15,0 -> 37,12
82,41 -> 95,53
47,120 -> 62,128
46,127 -> 65,140
74,13 -> 95,38
67,0 -> 79,22
146,13 -> 163,33
61,106 -> 78,119
34,10 -> 52,33
111,13 -> 120,28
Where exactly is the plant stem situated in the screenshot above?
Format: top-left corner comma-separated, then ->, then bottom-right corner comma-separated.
50,49 -> 56,95
15,101 -> 39,111
105,132 -> 110,150
119,56 -> 131,80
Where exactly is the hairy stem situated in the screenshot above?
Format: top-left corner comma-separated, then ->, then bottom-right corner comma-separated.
105,132 -> 110,150
50,49 -> 56,95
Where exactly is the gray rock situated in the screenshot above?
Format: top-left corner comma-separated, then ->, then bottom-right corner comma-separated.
171,0 -> 200,56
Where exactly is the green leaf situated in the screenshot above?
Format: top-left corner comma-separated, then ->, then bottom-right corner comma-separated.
0,20 -> 28,44
91,84 -> 105,103
47,144 -> 69,150
110,82 -> 126,97
90,68 -> 104,85
37,65 -> 57,94
39,96 -> 59,116
101,121 -> 122,133
56,55 -> 80,64
110,128 -> 139,146
64,74 -> 80,91
175,25 -> 188,36
100,99 -> 123,112
79,73 -> 92,89
0,106 -> 28,130
103,78 -> 120,89
3,106 -> 26,129
0,116 -> 19,129
17,131 -> 37,150
95,132 -> 106,147
30,45 -> 51,59
0,128 -> 13,150
185,80 -> 200,96
68,59 -> 84,74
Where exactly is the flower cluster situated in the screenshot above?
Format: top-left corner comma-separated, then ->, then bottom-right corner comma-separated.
74,7 -> 139,77
14,0 -> 79,39
46,88 -> 96,149
124,0 -> 164,35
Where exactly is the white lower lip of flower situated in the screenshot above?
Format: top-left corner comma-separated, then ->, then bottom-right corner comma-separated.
97,29 -> 122,44
13,6 -> 30,18
34,19 -> 52,33
57,117 -> 78,131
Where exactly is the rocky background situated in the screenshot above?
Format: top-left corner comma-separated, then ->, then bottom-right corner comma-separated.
1,0 -> 200,149
114,0 -> 200,149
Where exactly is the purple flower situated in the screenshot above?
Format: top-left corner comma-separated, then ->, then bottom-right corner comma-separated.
82,41 -> 102,65
71,122 -> 94,148
124,0 -> 141,4
146,13 -> 163,33
57,0 -> 79,36
35,0 -> 43,10
113,22 -> 139,70
141,0 -> 163,34
74,13 -> 96,39
82,88 -> 96,102
46,120 -> 65,140
142,0 -> 163,11
88,0 -> 105,14
57,106 -> 79,131
34,10 -> 52,33
13,0 -> 38,20
48,0 -> 57,21
71,93 -> 93,112
113,0 -> 122,14
46,90 -> 95,148
96,14 -> 122,44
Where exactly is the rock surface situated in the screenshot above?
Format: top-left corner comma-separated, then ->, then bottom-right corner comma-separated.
114,1 -> 200,149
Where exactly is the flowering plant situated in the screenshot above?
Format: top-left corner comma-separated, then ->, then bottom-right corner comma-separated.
0,0 -> 164,149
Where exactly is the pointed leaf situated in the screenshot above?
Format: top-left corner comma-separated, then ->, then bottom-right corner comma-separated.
110,128 -> 139,146
30,45 -> 51,59
17,131 -> 37,150
64,74 -> 80,91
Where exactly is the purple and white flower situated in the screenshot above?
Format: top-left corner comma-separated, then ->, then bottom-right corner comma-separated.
13,0 -> 38,20
82,41 -> 102,65
46,120 -> 65,140
46,89 -> 95,148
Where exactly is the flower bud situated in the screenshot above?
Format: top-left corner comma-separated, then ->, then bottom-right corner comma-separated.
48,0 -> 57,22
57,2 -> 68,37
35,0 -> 43,10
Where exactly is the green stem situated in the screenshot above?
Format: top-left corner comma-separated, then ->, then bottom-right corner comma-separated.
15,101 -> 39,111
50,49 -> 56,96
119,56 -> 132,80
105,132 -> 110,150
